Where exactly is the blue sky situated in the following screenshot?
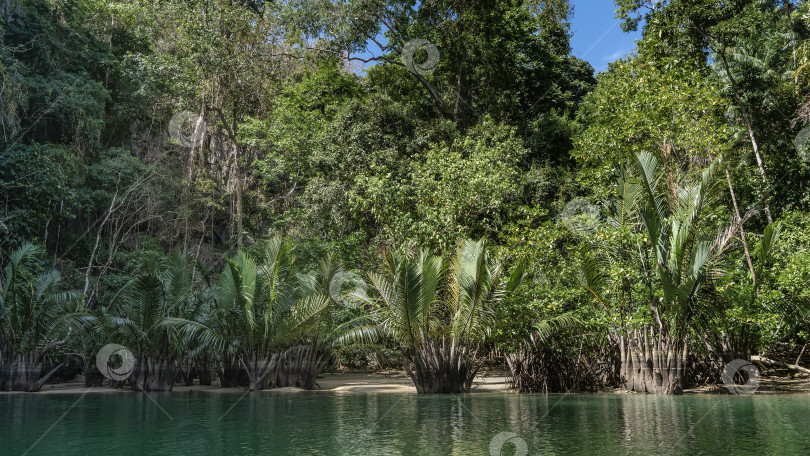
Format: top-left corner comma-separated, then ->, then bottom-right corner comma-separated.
352,1 -> 642,74
570,0 -> 642,73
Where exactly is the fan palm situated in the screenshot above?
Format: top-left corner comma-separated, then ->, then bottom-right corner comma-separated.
0,243 -> 83,391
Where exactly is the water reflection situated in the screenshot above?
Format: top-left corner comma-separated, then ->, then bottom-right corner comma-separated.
2,392 -> 809,455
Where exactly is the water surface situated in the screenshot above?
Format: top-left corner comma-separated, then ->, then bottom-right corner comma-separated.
2,391 -> 809,455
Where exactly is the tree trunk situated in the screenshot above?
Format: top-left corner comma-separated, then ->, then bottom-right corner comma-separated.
0,352 -> 61,392
237,347 -> 330,391
744,122 -> 773,224
218,355 -> 248,387
241,351 -> 276,391
84,362 -> 105,387
726,169 -> 756,286
147,356 -> 175,391
751,355 -> 810,375
0,351 -> 9,391
208,106 -> 243,249
198,366 -> 213,386
129,355 -> 175,391
178,360 -> 194,386
717,50 -> 773,223
404,338 -> 480,394
235,143 -> 243,248
129,355 -> 147,391
621,329 -> 685,395
84,188 -> 119,299
272,346 -> 331,389
505,342 -> 614,393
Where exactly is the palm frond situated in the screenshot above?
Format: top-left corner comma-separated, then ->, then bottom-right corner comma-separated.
529,313 -> 582,346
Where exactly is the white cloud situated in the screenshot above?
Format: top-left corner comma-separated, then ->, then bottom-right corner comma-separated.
603,49 -> 629,62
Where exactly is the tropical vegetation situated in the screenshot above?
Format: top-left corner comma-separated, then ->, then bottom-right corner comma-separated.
2,0 -> 810,394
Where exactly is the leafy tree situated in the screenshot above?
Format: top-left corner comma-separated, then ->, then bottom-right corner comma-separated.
352,119 -> 527,250
0,243 -> 82,391
574,57 -> 733,195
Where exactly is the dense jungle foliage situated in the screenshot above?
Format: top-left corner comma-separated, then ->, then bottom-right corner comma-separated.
2,0 -> 810,393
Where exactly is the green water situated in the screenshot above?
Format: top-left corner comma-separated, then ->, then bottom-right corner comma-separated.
2,391 -> 809,455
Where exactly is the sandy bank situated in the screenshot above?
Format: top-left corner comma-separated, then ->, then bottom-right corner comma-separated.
5,371 -> 808,395
0,370 -> 512,395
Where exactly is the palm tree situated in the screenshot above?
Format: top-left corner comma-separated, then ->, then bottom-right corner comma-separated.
98,252 -> 197,391
347,239 -> 525,393
580,152 -> 736,394
176,237 -> 333,390
0,243 -> 83,391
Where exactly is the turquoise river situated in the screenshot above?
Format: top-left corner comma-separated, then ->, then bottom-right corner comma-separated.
2,391 -> 809,455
